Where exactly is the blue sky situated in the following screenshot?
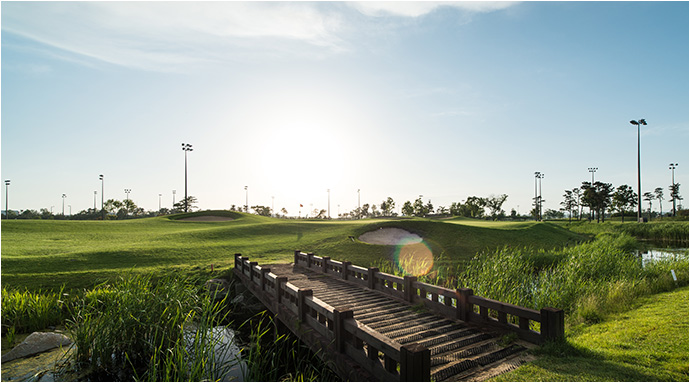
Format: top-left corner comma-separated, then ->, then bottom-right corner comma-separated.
2,1 -> 688,217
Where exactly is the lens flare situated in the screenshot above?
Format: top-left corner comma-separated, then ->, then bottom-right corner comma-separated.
394,239 -> 434,277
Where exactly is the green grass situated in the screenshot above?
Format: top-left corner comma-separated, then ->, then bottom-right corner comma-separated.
1,212 -> 586,291
493,287 -> 689,382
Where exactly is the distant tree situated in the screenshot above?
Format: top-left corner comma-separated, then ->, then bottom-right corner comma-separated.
401,201 -> 414,216
413,198 -> 426,217
571,187 -> 583,220
463,196 -> 486,218
252,205 -> 272,216
17,209 -> 41,219
560,189 -> 576,222
654,187 -> 664,216
312,209 -> 327,219
437,206 -> 449,215
581,181 -> 613,222
643,191 -> 654,220
380,197 -> 395,216
281,207 -> 288,217
173,196 -> 198,212
104,199 -> 122,214
425,200 -> 434,216
611,184 -> 638,222
670,183 -> 683,216
544,209 -> 564,220
361,203 -> 370,218
40,208 -> 54,220
485,194 -> 508,220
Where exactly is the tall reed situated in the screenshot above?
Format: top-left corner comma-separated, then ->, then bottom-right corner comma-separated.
1,285 -> 68,335
58,274 -> 235,381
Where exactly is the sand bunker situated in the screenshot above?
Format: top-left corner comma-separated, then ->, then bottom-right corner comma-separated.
358,228 -> 423,245
178,216 -> 234,222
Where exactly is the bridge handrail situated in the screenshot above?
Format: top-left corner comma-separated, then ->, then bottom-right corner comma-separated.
293,250 -> 564,344
234,253 -> 429,381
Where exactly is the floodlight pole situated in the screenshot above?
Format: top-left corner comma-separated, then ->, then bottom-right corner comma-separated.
62,194 -> 67,216
4,180 -> 10,219
588,168 -> 598,220
669,163 -> 678,216
182,143 -> 193,212
245,186 -> 248,213
99,174 -> 104,220
630,119 -> 647,222
327,189 -> 330,219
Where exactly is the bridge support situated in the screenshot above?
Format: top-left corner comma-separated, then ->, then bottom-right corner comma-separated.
400,343 -> 431,381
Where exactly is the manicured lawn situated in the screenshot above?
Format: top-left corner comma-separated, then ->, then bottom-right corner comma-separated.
494,286 -> 689,382
1,212 -> 585,291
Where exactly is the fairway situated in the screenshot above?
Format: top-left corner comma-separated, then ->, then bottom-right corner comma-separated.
1,212 -> 587,291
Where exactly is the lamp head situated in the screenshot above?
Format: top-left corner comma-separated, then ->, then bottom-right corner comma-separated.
639,119 -> 647,125
629,120 -> 639,126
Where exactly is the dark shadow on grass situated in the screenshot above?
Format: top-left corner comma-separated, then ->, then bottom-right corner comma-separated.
517,338 -> 664,382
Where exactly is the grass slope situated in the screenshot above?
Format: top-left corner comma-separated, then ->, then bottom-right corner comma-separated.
494,287 -> 689,382
1,212 -> 585,291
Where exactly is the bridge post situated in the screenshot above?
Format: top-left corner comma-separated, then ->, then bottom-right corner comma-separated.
248,262 -> 258,283
333,307 -> 353,353
260,268 -> 271,291
457,288 -> 474,322
307,252 -> 315,269
294,250 -> 301,265
298,288 -> 313,322
275,276 -> 287,304
368,267 -> 379,289
540,307 -> 565,342
342,261 -> 351,280
234,253 -> 242,270
400,343 -> 431,381
404,276 -> 417,302
322,256 -> 330,273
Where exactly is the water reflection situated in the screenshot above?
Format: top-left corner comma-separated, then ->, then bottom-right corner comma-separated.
636,247 -> 689,267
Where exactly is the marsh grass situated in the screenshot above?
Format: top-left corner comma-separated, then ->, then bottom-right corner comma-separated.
57,274 -> 235,381
1,285 -> 68,335
238,312 -> 340,381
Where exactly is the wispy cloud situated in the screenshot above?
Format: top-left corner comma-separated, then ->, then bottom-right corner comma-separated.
2,2 -> 347,72
2,2 -> 517,72
349,1 -> 517,18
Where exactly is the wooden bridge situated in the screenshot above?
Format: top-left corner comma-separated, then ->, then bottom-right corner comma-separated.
233,251 -> 564,381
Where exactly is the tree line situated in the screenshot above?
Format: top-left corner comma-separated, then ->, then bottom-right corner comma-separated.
559,181 -> 684,222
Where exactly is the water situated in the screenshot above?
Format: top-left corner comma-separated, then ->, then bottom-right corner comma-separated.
637,247 -> 689,267
0,327 -> 246,382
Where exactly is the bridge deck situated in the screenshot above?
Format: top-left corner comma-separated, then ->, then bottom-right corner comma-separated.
236,259 -> 541,381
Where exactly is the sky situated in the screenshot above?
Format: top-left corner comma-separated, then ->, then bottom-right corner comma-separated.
2,1 -> 688,217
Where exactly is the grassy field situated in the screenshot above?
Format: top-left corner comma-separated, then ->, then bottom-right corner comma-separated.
494,286 -> 689,382
1,211 -> 586,291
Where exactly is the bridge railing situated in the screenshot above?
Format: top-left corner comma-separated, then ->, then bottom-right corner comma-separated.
235,254 -> 430,381
293,250 -> 564,344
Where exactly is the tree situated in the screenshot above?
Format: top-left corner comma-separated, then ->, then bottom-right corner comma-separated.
252,205 -> 272,216
361,203 -> 370,218
485,194 -> 508,220
280,207 -> 288,217
463,196 -> 486,218
560,189 -> 576,222
380,197 -> 395,216
18,209 -> 41,219
654,187 -> 664,216
40,208 -> 54,220
643,191 -> 654,220
611,184 -> 637,222
413,198 -> 426,217
581,181 -> 613,222
173,196 -> 198,212
401,201 -> 414,216
670,183 -> 683,217
571,187 -> 582,220
544,209 -> 564,219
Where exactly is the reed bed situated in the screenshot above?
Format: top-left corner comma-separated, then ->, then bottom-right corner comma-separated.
376,233 -> 688,326
1,285 -> 68,336
56,274 -> 235,381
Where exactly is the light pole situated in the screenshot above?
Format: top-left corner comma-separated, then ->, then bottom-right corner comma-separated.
94,191 -> 97,210
357,189 -> 361,219
327,189 -> 330,219
244,186 -> 248,213
68,205 -> 71,216
99,174 -> 104,220
124,188 -> 131,201
538,173 -> 544,220
588,167 -> 597,221
182,143 -> 193,212
4,180 -> 9,219
62,194 -> 67,216
172,190 -> 176,207
534,172 -> 541,221
669,163 -> 678,216
159,194 -> 162,211
630,119 -> 647,222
